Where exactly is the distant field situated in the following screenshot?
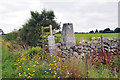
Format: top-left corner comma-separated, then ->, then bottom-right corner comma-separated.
55,33 -> 119,42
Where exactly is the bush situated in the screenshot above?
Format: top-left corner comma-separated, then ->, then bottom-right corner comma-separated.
4,32 -> 18,41
24,47 -> 42,59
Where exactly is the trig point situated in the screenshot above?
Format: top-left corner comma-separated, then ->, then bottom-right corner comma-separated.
61,23 -> 76,49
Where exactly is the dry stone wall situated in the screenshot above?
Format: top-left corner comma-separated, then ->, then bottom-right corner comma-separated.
56,37 -> 120,60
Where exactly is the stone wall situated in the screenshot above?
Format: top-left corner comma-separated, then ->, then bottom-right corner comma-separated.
56,37 -> 120,60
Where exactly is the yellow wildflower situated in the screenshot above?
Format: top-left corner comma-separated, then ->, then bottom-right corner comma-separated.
44,71 -> 47,72
54,63 -> 56,66
19,73 -> 21,76
28,73 -> 31,75
33,70 -> 35,72
42,63 -> 44,65
25,74 -> 27,77
31,74 -> 34,76
49,68 -> 51,71
27,76 -> 31,78
23,58 -> 25,60
32,65 -> 36,67
37,62 -> 39,64
19,66 -> 21,67
57,76 -> 60,79
51,71 -> 53,73
28,68 -> 30,70
53,75 -> 55,77
53,60 -> 56,63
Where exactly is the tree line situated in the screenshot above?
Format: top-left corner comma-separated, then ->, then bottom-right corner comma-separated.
89,27 -> 120,33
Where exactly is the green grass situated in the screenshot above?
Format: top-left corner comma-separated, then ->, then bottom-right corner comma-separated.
2,43 -> 62,78
55,33 -> 119,43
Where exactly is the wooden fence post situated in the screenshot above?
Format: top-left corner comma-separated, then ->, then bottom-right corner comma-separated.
84,54 -> 88,78
50,25 -> 52,36
101,35 -> 103,52
41,26 -> 44,48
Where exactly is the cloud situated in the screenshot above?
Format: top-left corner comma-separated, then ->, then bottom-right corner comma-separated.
0,0 -> 118,33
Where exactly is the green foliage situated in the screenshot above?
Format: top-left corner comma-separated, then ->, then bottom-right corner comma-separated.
89,30 -> 94,33
19,9 -> 60,47
103,28 -> 110,33
24,47 -> 42,59
114,27 -> 120,33
3,32 -> 18,41
95,29 -> 98,33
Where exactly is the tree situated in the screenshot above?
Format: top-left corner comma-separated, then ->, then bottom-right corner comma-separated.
89,30 -> 94,33
99,30 -> 103,33
0,29 -> 4,35
103,28 -> 110,33
95,29 -> 98,33
19,9 -> 60,47
109,30 -> 114,33
114,27 -> 120,33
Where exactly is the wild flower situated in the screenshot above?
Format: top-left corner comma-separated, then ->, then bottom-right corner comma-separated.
32,65 -> 36,67
49,68 -> 51,71
46,72 -> 49,74
57,76 -> 60,79
31,74 -> 34,76
42,63 -> 44,65
51,71 -> 53,73
53,60 -> 56,63
28,73 -> 31,75
33,70 -> 35,72
28,68 -> 30,70
53,75 -> 55,77
53,67 -> 56,69
27,76 -> 32,78
44,71 -> 47,72
19,73 -> 21,76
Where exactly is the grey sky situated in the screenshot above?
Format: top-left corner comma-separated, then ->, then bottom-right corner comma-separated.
0,0 -> 119,33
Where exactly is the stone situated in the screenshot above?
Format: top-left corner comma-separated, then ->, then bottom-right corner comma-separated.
73,52 -> 78,57
48,35 -> 56,54
61,23 -> 76,49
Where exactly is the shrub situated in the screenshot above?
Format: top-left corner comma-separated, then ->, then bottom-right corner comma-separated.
4,32 -> 18,41
24,47 -> 42,59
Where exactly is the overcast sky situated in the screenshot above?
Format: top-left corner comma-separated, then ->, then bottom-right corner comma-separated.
0,0 -> 119,33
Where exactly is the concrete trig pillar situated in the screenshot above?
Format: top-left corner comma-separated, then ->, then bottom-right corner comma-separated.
61,23 -> 76,49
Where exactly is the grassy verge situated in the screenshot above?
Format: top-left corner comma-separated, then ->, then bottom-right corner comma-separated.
2,36 -> 119,78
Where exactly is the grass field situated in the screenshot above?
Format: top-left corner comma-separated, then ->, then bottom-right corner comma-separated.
55,33 -> 119,43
